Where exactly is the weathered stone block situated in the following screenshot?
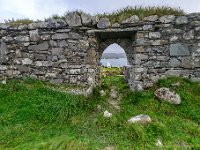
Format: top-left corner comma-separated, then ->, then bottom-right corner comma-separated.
149,32 -> 161,39
97,18 -> 111,29
81,13 -> 92,26
170,43 -> 190,56
28,42 -> 49,51
52,33 -> 69,40
14,36 -> 30,42
122,15 -> 139,24
29,30 -> 40,42
176,16 -> 188,24
143,15 -> 158,22
65,13 -> 82,27
21,58 -> 33,65
51,48 -> 63,56
169,58 -> 181,67
183,30 -> 194,40
159,15 -> 175,23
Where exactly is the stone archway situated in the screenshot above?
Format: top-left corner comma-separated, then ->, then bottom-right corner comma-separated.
86,29 -> 138,88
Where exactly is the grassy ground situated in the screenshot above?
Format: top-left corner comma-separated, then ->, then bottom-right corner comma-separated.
0,75 -> 200,149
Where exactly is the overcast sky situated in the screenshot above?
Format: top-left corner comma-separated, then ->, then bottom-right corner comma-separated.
0,0 -> 200,23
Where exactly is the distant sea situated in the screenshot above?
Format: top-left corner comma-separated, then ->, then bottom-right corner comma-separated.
100,58 -> 128,67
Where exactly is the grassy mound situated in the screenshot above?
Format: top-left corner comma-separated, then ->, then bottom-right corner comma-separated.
0,76 -> 200,149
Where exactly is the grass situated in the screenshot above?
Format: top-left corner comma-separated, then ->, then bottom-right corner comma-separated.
98,6 -> 185,23
4,6 -> 185,26
0,74 -> 200,149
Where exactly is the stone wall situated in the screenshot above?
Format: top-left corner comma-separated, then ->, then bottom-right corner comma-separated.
0,12 -> 200,90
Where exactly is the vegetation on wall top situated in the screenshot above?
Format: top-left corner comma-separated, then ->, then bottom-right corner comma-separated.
4,6 -> 185,26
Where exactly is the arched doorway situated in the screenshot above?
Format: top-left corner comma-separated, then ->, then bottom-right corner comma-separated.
100,43 -> 128,67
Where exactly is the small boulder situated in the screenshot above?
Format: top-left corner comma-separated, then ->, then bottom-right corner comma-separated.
155,139 -> 163,147
128,114 -> 151,125
103,110 -> 112,118
1,80 -> 6,85
100,90 -> 106,96
155,87 -> 181,105
97,18 -> 111,29
122,15 -> 139,24
110,88 -> 118,99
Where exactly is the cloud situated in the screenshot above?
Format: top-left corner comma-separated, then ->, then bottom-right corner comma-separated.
0,0 -> 200,22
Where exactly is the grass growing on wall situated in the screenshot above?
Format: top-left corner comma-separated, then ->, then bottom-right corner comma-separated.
98,6 -> 185,23
0,76 -> 200,149
4,6 -> 185,25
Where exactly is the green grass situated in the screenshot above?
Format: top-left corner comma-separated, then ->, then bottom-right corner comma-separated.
0,76 -> 200,149
4,6 -> 185,26
98,6 -> 185,24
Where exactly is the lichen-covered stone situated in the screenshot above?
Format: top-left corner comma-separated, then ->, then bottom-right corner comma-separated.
81,13 -> 92,26
143,15 -> 158,22
29,30 -> 40,42
155,88 -> 181,105
65,13 -> 82,27
97,18 -> 111,29
176,16 -> 188,24
159,15 -> 175,23
122,15 -> 139,24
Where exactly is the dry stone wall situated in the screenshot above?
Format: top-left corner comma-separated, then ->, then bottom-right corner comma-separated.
0,12 -> 200,90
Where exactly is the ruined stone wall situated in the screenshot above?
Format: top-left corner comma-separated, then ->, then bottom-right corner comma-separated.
0,12 -> 200,90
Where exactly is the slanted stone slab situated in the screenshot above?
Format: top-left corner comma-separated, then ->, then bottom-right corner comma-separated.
170,43 -> 190,56
65,13 -> 82,27
97,18 -> 111,29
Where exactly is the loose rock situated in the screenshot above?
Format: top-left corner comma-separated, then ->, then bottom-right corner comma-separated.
155,87 -> 181,105
128,114 -> 151,125
103,110 -> 112,118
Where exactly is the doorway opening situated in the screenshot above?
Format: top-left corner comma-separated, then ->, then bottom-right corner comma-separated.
100,43 -> 128,78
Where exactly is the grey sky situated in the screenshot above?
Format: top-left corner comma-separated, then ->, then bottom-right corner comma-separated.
0,0 -> 200,22
103,43 -> 126,54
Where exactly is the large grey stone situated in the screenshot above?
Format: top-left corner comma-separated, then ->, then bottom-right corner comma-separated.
28,42 -> 49,51
169,58 -> 181,67
21,58 -> 33,65
0,40 -> 8,64
97,18 -> 111,29
29,30 -> 40,42
149,32 -> 161,39
159,15 -> 175,23
35,61 -> 52,67
176,16 -> 188,24
14,36 -> 30,42
122,15 -> 139,24
155,88 -> 181,105
0,23 -> 9,29
65,13 -> 82,27
183,30 -> 194,40
51,48 -> 63,56
143,15 -> 158,22
170,43 -> 190,56
52,33 -> 69,40
81,13 -> 92,26
181,57 -> 193,69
